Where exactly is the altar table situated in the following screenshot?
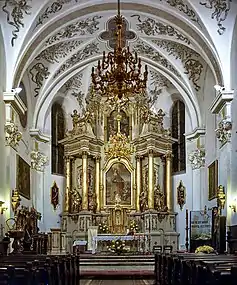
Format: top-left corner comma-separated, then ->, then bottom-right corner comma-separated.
92,234 -> 147,254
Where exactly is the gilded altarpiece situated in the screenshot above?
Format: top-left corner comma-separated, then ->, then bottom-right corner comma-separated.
59,88 -> 179,253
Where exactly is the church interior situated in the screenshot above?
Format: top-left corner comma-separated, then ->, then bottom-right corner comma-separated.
0,0 -> 237,284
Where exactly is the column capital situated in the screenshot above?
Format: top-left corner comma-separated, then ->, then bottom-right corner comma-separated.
148,149 -> 154,155
82,151 -> 88,157
165,151 -> 173,160
135,154 -> 142,160
210,89 -> 234,114
94,154 -> 101,161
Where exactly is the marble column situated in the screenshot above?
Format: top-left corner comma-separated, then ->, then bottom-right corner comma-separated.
148,150 -> 154,209
95,155 -> 101,211
82,151 -> 88,211
64,156 -> 71,213
136,155 -> 141,211
166,151 -> 173,212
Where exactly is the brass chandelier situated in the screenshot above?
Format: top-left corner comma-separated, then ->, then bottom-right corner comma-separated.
91,0 -> 148,100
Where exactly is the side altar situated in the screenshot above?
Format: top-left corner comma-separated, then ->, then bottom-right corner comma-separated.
59,88 -> 179,253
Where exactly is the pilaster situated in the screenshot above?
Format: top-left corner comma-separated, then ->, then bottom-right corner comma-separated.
186,127 -> 206,210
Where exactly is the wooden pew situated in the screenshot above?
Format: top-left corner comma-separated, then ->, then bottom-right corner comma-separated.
154,252 -> 237,285
0,254 -> 80,285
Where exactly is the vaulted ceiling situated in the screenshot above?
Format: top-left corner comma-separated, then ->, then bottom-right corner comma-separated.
0,0 -> 235,131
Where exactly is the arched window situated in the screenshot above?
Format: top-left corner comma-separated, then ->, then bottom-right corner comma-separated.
51,103 -> 65,175
171,100 -> 186,173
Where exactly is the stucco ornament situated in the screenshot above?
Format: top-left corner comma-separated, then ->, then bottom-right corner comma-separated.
215,119 -> 232,146
5,121 -> 22,150
188,148 -> 205,169
30,150 -> 48,172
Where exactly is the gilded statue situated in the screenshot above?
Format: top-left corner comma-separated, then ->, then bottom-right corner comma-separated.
154,185 -> 167,212
88,191 -> 97,213
139,190 -> 148,212
71,110 -> 80,130
70,188 -> 82,213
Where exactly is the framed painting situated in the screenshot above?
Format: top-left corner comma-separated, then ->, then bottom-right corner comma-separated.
208,160 -> 218,201
16,155 -> 31,199
104,160 -> 133,207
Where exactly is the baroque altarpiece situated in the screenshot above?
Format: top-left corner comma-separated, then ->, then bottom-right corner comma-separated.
60,88 -> 179,250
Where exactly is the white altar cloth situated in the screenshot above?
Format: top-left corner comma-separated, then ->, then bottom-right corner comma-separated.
92,234 -> 147,254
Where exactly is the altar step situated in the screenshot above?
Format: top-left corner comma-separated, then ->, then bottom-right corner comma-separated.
80,254 -> 155,279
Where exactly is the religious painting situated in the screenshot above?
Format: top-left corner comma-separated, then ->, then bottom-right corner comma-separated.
105,162 -> 131,206
208,160 -> 218,200
16,155 -> 30,199
107,110 -> 129,140
51,181 -> 59,210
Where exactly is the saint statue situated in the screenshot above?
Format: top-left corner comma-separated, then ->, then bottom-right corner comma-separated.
71,110 -> 80,130
70,188 -> 82,213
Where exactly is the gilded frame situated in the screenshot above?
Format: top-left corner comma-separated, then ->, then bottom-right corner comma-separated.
103,158 -> 135,209
208,160 -> 218,201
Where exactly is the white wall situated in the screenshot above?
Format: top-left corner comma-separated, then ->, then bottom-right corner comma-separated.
230,17 -> 237,226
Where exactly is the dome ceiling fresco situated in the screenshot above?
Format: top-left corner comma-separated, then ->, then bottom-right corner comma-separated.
0,0 -> 235,130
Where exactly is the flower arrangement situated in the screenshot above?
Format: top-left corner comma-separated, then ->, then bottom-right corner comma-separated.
129,220 -> 139,234
195,245 -> 215,254
98,221 -> 109,234
108,239 -> 126,254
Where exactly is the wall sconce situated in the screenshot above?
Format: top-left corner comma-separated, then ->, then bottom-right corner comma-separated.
0,201 -> 7,214
229,199 -> 237,213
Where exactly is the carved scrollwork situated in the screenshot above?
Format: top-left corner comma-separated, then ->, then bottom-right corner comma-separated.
5,121 -> 22,149
200,0 -> 232,35
131,15 -> 191,44
35,0 -> 74,28
133,41 -> 181,78
161,0 -> 201,24
2,0 -> 32,46
30,150 -> 48,172
29,63 -> 50,97
54,42 -> 100,78
215,118 -> 232,146
152,40 -> 203,91
188,148 -> 205,169
36,40 -> 83,63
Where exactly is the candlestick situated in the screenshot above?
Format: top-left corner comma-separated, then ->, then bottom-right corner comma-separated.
185,208 -> 189,252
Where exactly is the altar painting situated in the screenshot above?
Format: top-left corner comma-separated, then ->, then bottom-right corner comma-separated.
105,162 -> 131,206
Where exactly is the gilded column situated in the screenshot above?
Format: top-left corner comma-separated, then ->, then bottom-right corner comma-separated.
136,155 -> 141,211
82,151 -> 88,210
95,155 -> 101,211
64,156 -> 71,213
148,150 -> 154,209
166,151 -> 173,211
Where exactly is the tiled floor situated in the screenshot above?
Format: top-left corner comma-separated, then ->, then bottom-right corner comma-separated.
80,280 -> 153,285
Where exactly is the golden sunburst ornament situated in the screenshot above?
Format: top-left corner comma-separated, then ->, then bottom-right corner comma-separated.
106,132 -> 133,160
